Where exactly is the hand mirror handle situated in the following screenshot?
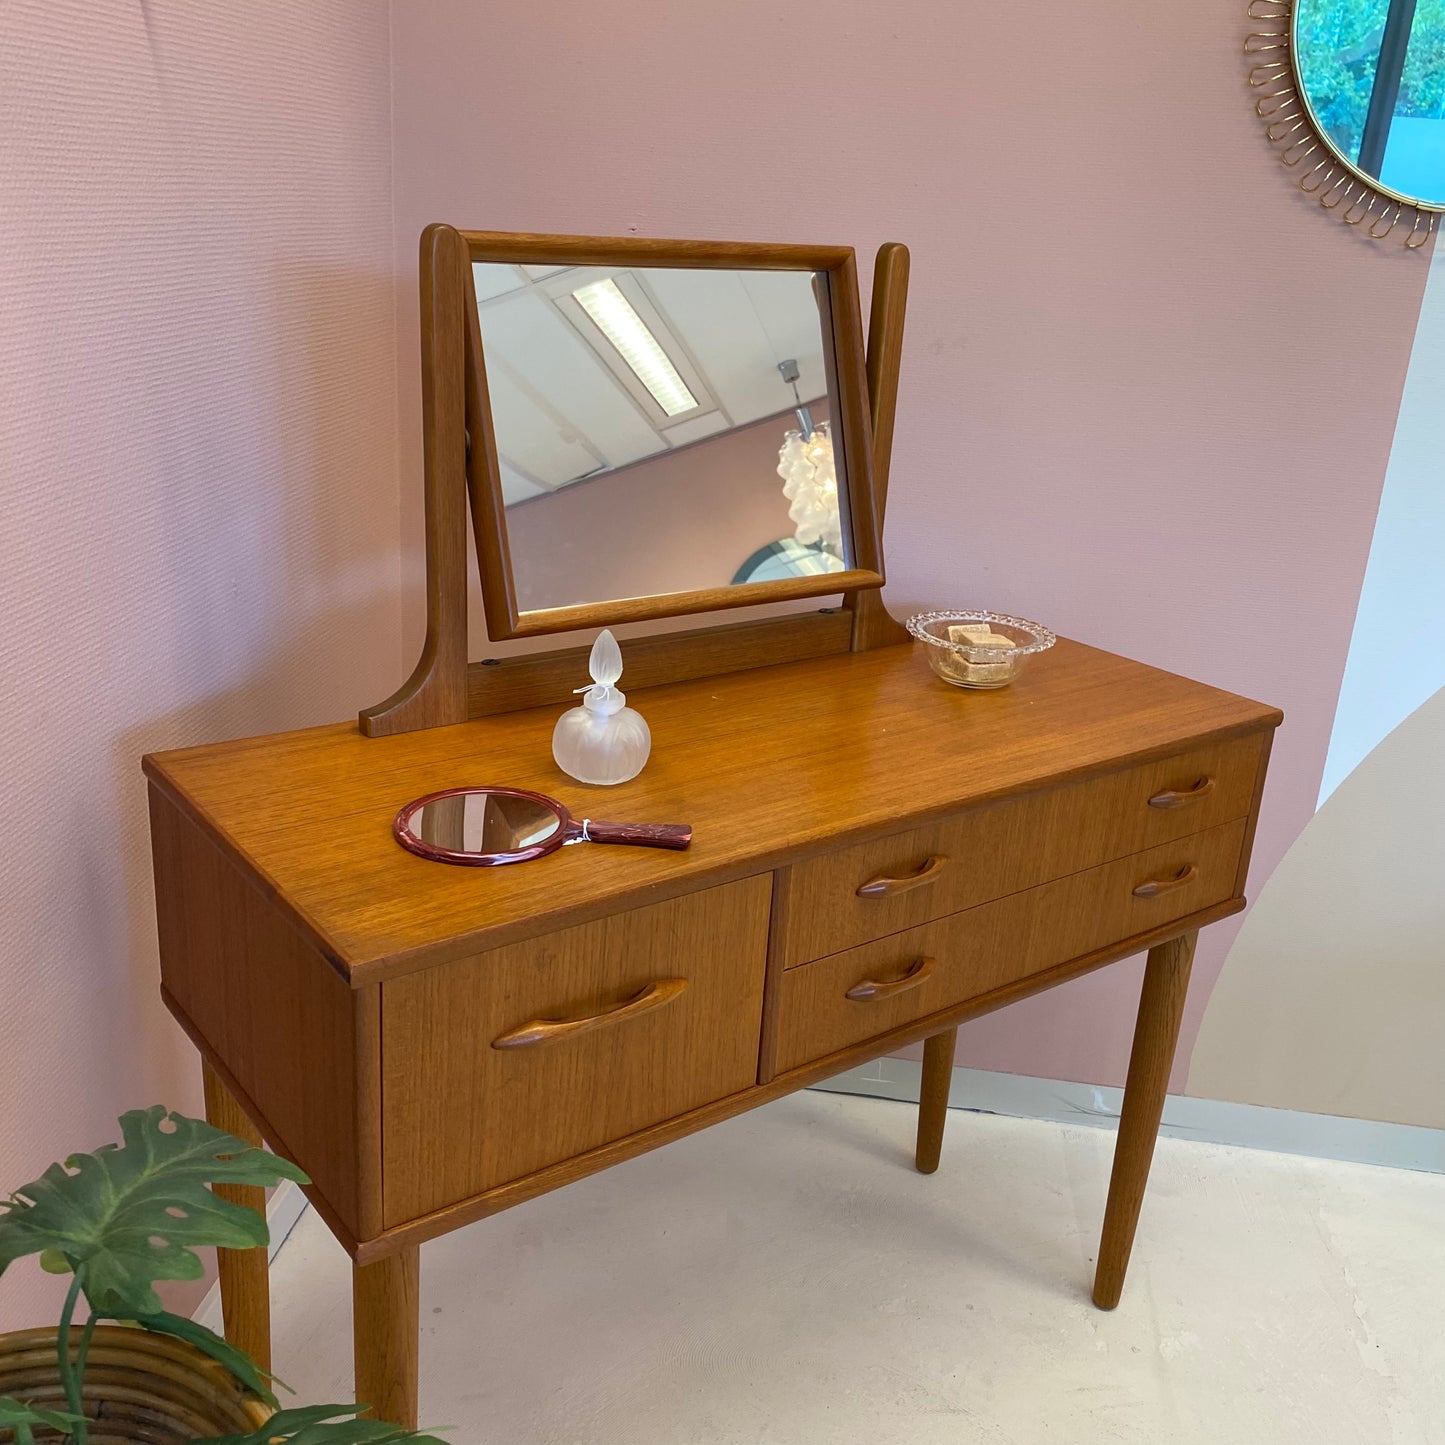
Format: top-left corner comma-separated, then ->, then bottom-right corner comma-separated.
581,819 -> 691,849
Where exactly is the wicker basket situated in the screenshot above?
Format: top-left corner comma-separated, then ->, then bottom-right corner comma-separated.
0,1325 -> 272,1444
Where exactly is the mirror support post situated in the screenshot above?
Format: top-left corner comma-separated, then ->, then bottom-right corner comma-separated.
847,243 -> 912,652
360,224 -> 473,737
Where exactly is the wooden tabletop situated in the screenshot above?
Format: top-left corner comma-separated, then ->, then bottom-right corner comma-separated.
143,639 -> 1280,985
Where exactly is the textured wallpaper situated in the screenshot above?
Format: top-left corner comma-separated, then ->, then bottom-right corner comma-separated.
2,0 -> 1439,1348
0,0 -> 401,1327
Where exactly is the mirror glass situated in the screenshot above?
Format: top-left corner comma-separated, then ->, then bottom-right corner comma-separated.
473,262 -> 852,614
410,789 -> 561,855
1296,0 -> 1445,205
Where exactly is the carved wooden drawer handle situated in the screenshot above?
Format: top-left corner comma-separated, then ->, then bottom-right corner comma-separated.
491,978 -> 687,1049
856,855 -> 949,898
1148,777 -> 1216,809
1132,865 -> 1198,899
845,955 -> 935,1001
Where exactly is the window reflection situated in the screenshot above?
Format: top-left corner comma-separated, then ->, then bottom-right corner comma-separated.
1296,0 -> 1445,203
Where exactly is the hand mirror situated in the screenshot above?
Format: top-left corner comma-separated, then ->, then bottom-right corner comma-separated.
393,785 -> 692,867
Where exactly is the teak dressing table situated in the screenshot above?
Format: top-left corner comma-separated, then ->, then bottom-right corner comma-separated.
143,228 -> 1280,1430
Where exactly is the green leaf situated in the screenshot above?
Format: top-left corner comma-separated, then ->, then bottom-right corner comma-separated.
121,1311 -> 286,1409
0,1107 -> 308,1316
38,1249 -> 72,1274
192,1403 -> 448,1445
0,1395 -> 88,1444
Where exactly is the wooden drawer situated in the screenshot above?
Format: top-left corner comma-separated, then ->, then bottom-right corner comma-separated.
780,733 -> 1263,966
380,876 -> 771,1226
771,817 -> 1246,1074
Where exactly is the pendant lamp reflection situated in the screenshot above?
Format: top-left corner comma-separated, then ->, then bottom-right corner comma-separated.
775,358 -> 843,557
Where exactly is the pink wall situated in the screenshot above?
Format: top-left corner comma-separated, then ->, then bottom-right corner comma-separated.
2,6 -> 1429,1345
0,1 -> 400,1327
507,403 -> 832,611
390,0 -> 1430,1092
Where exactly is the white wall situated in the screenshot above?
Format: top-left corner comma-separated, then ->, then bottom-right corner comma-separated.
1319,242 -> 1445,806
1189,686 -> 1445,1126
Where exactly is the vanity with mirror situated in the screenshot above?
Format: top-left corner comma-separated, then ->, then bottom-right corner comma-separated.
143,225 -> 1281,1430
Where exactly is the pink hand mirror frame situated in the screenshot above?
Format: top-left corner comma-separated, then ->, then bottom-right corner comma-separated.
392,784 -> 692,867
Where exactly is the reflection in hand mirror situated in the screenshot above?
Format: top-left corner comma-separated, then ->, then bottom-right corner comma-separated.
393,786 -> 692,867
473,262 -> 852,614
409,789 -> 561,856
1295,0 -> 1445,206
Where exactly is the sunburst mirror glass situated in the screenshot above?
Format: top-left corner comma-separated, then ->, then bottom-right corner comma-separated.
1294,0 -> 1445,205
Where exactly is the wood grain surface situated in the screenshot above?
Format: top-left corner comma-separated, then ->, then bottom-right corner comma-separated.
358,225 -> 471,737
460,232 -> 855,268
380,877 -> 770,1224
847,240 -> 912,652
780,734 -> 1262,965
353,1247 -> 419,1429
915,1027 -> 958,1175
1093,931 -> 1199,1310
144,639 -> 1280,986
466,609 -> 854,717
201,1062 -> 273,1372
351,898 -> 1244,1262
149,791 -> 371,1235
769,820 -> 1244,1073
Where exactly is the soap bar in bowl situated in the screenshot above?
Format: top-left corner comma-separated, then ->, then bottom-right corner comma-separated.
907,610 -> 1057,690
944,624 -> 1015,684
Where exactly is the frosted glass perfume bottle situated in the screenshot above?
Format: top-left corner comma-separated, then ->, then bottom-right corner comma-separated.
551,630 -> 651,786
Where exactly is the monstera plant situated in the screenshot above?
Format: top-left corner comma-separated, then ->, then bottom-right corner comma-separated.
0,1108 -> 443,1445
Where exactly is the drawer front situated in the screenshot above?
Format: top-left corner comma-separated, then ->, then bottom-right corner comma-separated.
773,818 -> 1245,1074
781,733 -> 1263,966
380,875 -> 771,1226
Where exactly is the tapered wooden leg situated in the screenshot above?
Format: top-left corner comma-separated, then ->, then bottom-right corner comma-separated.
354,1248 -> 420,1430
201,1062 -> 273,1372
915,1027 -> 958,1174
1093,931 -> 1197,1310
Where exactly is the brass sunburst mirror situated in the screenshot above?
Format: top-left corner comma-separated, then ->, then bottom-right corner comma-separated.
1247,0 -> 1444,246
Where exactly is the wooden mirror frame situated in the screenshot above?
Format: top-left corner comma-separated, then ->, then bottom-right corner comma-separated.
360,225 -> 910,738
463,232 -> 884,639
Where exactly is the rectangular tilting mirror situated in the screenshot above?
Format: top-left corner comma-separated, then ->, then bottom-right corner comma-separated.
462,233 -> 883,639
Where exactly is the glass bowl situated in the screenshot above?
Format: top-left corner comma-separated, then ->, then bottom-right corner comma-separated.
906,610 -> 1057,690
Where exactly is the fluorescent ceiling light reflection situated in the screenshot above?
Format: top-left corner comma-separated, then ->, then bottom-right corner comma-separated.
571,279 -> 697,416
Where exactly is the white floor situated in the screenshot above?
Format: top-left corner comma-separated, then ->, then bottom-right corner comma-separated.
268,1092 -> 1445,1444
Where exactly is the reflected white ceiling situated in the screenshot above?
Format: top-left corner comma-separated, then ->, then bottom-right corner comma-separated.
473,263 -> 830,504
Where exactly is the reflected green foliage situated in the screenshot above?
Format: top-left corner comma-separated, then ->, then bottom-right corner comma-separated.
1296,0 -> 1445,159
1402,3 -> 1445,116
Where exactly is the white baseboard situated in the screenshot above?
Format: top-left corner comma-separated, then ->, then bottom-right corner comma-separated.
810,1061 -> 1445,1175
192,1181 -> 309,1328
